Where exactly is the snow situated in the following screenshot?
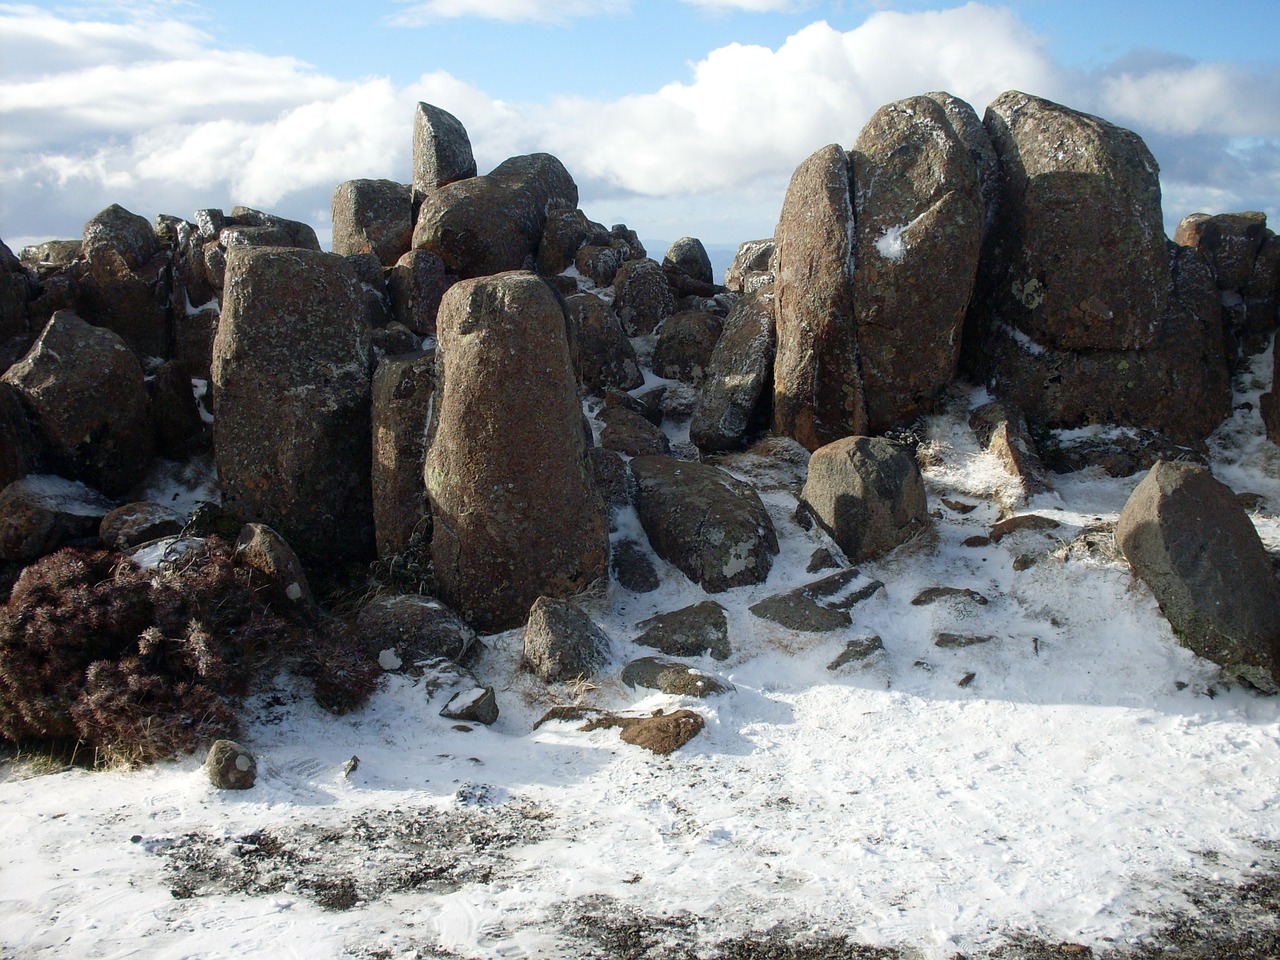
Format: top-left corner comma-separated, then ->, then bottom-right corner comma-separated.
875,224 -> 908,262
4,361 -> 1280,959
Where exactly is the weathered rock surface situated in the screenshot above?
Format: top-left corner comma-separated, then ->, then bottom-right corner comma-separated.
690,285 -> 777,453
565,292 -> 643,393
372,351 -> 435,560
749,568 -> 884,633
0,381 -> 42,489
99,502 -> 185,550
611,538 -> 660,593
633,600 -> 730,661
440,686 -> 498,725
355,594 -> 476,668
412,102 -> 477,199
0,474 -> 115,562
800,436 -> 928,562
149,360 -> 210,460
724,238 -> 774,294
620,657 -> 733,698
3,311 -> 153,496
612,258 -> 675,336
828,635 -> 885,670
413,154 -> 577,279
925,91 -> 1000,237
212,247 -> 374,568
522,596 -> 611,682
772,144 -> 863,450
851,95 -> 982,430
1116,460 -> 1280,688
222,206 -> 321,253
1264,347 -> 1280,446
969,401 -> 1052,497
332,179 -> 413,267
652,309 -> 723,383
664,237 -> 714,286
598,405 -> 670,458
425,272 -> 608,631
77,204 -> 171,360
206,739 -> 256,790
631,455 -> 778,593
388,249 -> 450,338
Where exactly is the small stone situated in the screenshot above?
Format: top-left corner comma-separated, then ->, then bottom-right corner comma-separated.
989,514 -> 1060,543
962,535 -> 991,548
827,635 -> 885,670
934,633 -> 994,648
941,498 -> 977,514
206,739 -> 256,790
911,587 -> 990,606
440,686 -> 499,725
620,656 -> 734,698
805,548 -> 841,573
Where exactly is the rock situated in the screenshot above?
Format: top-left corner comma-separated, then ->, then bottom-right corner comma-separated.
99,502 -> 185,550
371,322 -> 422,358
206,739 -> 256,790
440,686 -> 499,725
850,95 -> 982,431
598,405 -> 671,457
565,293 -> 643,393
1264,348 -> 1280,446
924,91 -> 1000,238
413,154 -> 578,279
212,247 -> 374,569
355,594 -> 476,668
969,401 -> 1051,497
799,436 -> 928,563
806,547 -> 841,573
3,311 -> 154,496
581,708 -> 705,755
388,249 -> 450,338
631,455 -> 778,593
652,309 -> 722,383
612,258 -> 676,336
222,206 -> 321,252
633,600 -> 730,661
1242,235 -> 1280,356
575,243 -> 627,287
1044,427 -> 1207,478
0,474 -> 115,563
149,360 -> 209,460
611,538 -> 660,593
82,203 -> 157,272
724,238 -> 774,294
605,386 -> 663,426
935,633 -> 994,648
989,514 -> 1060,543
828,635 -> 885,670
772,144 -> 863,450
912,586 -> 989,606
412,102 -> 477,199
589,447 -> 633,508
539,208 -> 605,277
234,522 -> 315,614
425,272 -> 608,631
663,237 -> 714,286
0,239 -> 32,363
690,285 -> 776,453
372,351 -> 435,560
620,657 -> 733,698
522,596 -> 611,683
77,204 -> 170,360
749,568 -> 884,633
1115,460 -> 1280,688
0,381 -> 42,489
1174,211 -> 1268,292
332,179 -> 413,267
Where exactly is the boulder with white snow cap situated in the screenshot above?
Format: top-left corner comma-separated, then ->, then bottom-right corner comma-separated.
850,94 -> 982,431
0,474 -> 115,563
412,102 -> 477,200
440,686 -> 498,725
355,594 -> 477,670
799,436 -> 929,563
3,310 -> 154,497
212,246 -> 374,568
372,350 -> 435,560
413,154 -> 577,279
332,179 -> 413,268
425,272 -> 608,631
631,455 -> 778,593
1115,460 -> 1280,690
690,285 -> 776,453
522,596 -> 611,683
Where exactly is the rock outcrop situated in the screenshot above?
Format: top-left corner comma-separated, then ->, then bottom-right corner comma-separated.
371,350 -> 435,560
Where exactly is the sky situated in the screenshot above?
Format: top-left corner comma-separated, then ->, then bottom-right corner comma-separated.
1,0 -> 1278,256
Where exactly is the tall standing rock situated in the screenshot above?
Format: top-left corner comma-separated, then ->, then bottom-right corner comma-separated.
412,102 -> 478,201
212,247 -> 374,568
424,272 -> 608,631
851,95 -> 982,431
772,144 -> 863,450
690,285 -> 776,453
371,350 -> 435,560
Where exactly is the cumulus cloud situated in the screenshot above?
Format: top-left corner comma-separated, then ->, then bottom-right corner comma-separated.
388,0 -> 627,25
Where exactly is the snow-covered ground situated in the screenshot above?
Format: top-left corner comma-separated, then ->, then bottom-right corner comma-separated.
3,348 -> 1279,960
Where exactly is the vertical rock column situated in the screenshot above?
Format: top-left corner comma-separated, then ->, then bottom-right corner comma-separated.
425,271 -> 608,632
212,246 -> 374,569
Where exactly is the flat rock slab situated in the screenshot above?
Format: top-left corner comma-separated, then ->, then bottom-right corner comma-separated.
912,586 -> 990,607
582,709 -> 705,755
749,568 -> 885,633
990,514 -> 1060,543
633,600 -> 730,660
828,635 -> 886,670
620,656 -> 734,698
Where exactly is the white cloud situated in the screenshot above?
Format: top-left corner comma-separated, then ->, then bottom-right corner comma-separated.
388,0 -> 627,25
679,0 -> 804,10
1097,62 -> 1280,137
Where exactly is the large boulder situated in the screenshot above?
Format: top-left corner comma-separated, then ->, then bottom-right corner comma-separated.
924,91 -> 1000,238
424,272 -> 608,631
0,381 -> 42,489
724,238 -> 774,294
564,292 -> 643,393
771,144 -> 863,450
633,600 -> 730,661
412,102 -> 477,200
222,206 -> 321,252
850,95 -> 982,431
371,350 -> 435,560
332,179 -> 413,267
612,257 -> 676,336
652,309 -> 723,383
0,474 -> 115,563
663,237 -> 714,286
631,455 -> 778,593
1116,461 -> 1280,689
212,247 -> 374,568
522,596 -> 612,683
413,154 -> 578,279
1263,347 -> 1280,446
354,594 -> 476,668
799,436 -> 929,563
1,239 -> 32,364
388,249 -> 450,338
78,204 -> 170,360
690,285 -> 776,453
2,311 -> 153,496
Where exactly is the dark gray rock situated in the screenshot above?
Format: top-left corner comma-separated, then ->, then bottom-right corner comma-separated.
620,656 -> 733,698
690,285 -> 776,453
440,686 -> 498,725
412,102 -> 477,199
663,237 -> 714,286
633,600 -> 730,661
613,258 -> 675,336
1116,460 -> 1280,689
611,539 -> 660,593
355,594 -> 477,669
724,238 -> 774,294
372,351 -> 435,560
599,405 -> 671,458
828,635 -> 885,670
522,596 -> 611,682
99,502 -> 185,550
222,206 -> 321,251
631,455 -> 778,593
388,249 -> 450,338
0,380 -> 42,490
749,568 -> 884,633
652,309 -> 723,383
0,474 -> 115,563
234,522 -> 316,613
565,292 -> 643,393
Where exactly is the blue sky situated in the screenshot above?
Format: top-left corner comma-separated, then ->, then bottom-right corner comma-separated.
1,0 -> 1278,256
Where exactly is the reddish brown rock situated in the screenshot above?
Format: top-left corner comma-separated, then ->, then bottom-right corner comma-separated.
332,179 -> 413,267
371,350 -> 435,559
612,257 -> 676,336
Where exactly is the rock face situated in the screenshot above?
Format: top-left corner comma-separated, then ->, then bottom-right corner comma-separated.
724,238 -> 774,294
355,594 -> 476,668
612,258 -> 676,336
1116,461 -> 1280,689
690,285 -> 776,453
332,179 -> 413,267
924,91 -> 1000,237
564,292 -> 643,393
664,237 -> 714,286
0,381 -> 42,489
99,502 -> 184,550
212,247 -> 374,568
234,522 -> 315,614
1264,348 -> 1280,446
522,597 -> 611,682
425,272 -> 608,631
771,144 -> 863,450
3,311 -> 153,496
413,154 -> 577,279
800,436 -> 928,563
388,249 -> 450,338
633,601 -> 730,661
371,351 -> 435,559
412,102 -> 477,199
652,309 -> 722,383
850,95 -> 982,431
631,455 -> 778,593
0,474 -> 115,563
966,91 -> 1229,444
78,203 -> 169,360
